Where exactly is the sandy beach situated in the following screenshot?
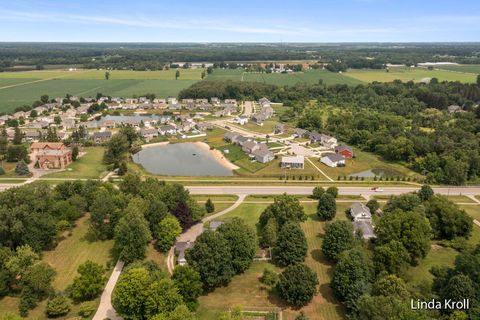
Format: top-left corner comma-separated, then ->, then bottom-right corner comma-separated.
194,141 -> 240,170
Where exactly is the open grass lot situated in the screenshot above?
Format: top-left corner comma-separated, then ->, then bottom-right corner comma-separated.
434,64 -> 480,74
460,204 -> 480,221
0,214 -> 113,319
320,149 -> 419,180
145,243 -> 169,273
344,67 -> 476,83
445,195 -> 477,203
205,69 -> 245,81
41,146 -> 107,179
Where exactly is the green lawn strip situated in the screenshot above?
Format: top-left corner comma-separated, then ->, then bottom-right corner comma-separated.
41,146 -> 107,179
191,195 -> 239,202
344,68 -> 476,83
458,204 -> 480,221
445,195 -> 477,203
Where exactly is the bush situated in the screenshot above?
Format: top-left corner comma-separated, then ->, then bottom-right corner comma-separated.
15,160 -> 30,175
261,268 -> 279,286
46,296 -> 71,317
205,198 -> 215,213
78,301 -> 96,318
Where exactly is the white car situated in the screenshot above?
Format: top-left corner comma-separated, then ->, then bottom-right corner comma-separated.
371,187 -> 384,192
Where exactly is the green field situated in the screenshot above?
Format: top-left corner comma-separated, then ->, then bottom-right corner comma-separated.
207,69 -> 363,86
344,67 -> 477,83
434,64 -> 480,74
0,69 -> 204,112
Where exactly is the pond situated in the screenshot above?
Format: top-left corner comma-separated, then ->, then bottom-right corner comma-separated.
348,168 -> 403,178
132,143 -> 234,177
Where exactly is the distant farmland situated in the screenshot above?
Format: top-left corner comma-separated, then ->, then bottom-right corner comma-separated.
0,69 -> 203,112
206,69 -> 364,86
343,67 -> 477,83
434,64 -> 480,74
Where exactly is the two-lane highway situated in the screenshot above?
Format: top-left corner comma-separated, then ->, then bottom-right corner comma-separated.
186,185 -> 480,197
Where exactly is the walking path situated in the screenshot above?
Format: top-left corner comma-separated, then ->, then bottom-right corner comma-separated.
93,260 -> 124,320
167,194 -> 246,274
305,157 -> 333,182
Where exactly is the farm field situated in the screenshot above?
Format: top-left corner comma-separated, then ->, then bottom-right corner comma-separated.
344,67 -> 477,83
434,64 -> 480,74
0,69 -> 203,112
207,69 -> 363,86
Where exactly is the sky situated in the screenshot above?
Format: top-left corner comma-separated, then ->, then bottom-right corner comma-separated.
0,0 -> 479,42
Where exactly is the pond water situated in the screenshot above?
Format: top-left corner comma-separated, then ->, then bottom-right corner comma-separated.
132,143 -> 233,176
349,168 -> 402,178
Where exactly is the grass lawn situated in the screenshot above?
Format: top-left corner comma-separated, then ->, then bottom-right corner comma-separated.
43,214 -> 114,291
445,195 -> 477,203
434,64 -> 480,74
145,243 -> 169,273
320,149 -> 418,180
459,204 -> 480,221
243,70 -> 363,86
0,214 -> 113,319
0,161 -> 33,178
191,195 -> 239,202
344,68 -> 476,83
240,119 -> 281,134
41,146 -> 107,179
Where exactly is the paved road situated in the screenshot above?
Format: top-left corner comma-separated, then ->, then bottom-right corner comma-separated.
93,260 -> 124,320
186,186 -> 480,197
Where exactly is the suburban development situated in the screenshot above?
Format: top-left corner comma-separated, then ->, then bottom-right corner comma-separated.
0,1 -> 480,320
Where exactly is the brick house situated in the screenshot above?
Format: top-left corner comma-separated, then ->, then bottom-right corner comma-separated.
31,142 -> 72,169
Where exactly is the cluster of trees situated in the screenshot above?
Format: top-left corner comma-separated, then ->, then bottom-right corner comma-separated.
321,185 -> 475,319
112,261 -> 199,319
88,173 -> 204,263
256,194 -> 318,307
186,218 -> 256,290
103,126 -> 143,173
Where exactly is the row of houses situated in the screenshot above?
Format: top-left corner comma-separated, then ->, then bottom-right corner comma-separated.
224,132 -> 275,163
251,97 -> 275,125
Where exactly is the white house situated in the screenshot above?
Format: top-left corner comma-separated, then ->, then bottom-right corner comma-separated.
320,153 -> 345,167
281,155 -> 305,169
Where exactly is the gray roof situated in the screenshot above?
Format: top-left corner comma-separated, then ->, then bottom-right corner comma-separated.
353,220 -> 376,239
93,131 -> 112,138
350,202 -> 372,220
323,153 -> 345,162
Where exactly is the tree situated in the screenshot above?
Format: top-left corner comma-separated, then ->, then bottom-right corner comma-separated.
440,274 -> 475,304
104,133 -> 129,165
477,74 -> 480,86
418,184 -> 434,201
22,261 -> 56,297
13,127 -> 22,145
7,145 -> 28,162
331,248 -> 373,302
175,70 -> 180,80
112,267 -> 150,319
113,206 -> 152,264
316,193 -> 336,221
321,221 -> 355,261
145,278 -> 184,318
273,222 -> 307,267
89,186 -> 125,240
150,304 -> 196,320
259,194 -> 306,228
260,268 -> 278,286
261,217 -> 278,247
15,160 -> 30,176
295,312 -> 309,320
217,218 -> 256,273
71,145 -> 79,161
185,230 -> 234,290
384,193 -> 422,213
68,261 -> 105,301
372,275 -> 409,299
172,266 -> 203,311
366,199 -> 379,214
276,264 -> 318,307
0,128 -> 8,155
205,198 -> 214,213
201,71 -> 206,79
40,94 -> 49,104
312,186 -> 324,199
373,240 -> 410,275
156,215 -> 182,252
375,209 -> 431,264
425,195 -> 473,240
119,172 -> 141,195
46,296 -> 70,317
105,71 -> 110,80
326,186 -> 338,198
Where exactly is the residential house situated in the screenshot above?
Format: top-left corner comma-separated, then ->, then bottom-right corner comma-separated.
350,203 -> 375,240
310,132 -> 338,148
233,116 -> 249,125
223,132 -> 239,143
274,123 -> 288,134
24,131 -> 41,142
140,128 -> 158,141
281,155 -> 305,169
196,122 -> 214,131
174,240 -> 194,266
30,142 -> 72,169
335,145 -> 354,158
447,105 -> 465,114
159,125 -> 177,135
294,128 -> 309,138
252,113 -> 267,125
242,140 -> 258,154
320,153 -> 345,167
252,147 -> 274,163
224,99 -> 237,105
93,131 -> 112,143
